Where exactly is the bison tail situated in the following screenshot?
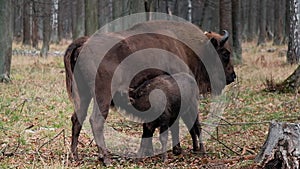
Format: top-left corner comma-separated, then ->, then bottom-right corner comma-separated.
63,36 -> 89,101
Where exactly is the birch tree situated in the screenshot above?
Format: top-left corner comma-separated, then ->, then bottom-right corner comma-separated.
287,0 -> 300,64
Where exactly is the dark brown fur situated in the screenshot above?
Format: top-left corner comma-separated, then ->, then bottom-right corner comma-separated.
64,36 -> 89,101
64,21 -> 236,164
127,73 -> 204,161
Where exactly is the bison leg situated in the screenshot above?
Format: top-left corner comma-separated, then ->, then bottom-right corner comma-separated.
190,125 -> 199,151
89,99 -> 111,165
71,94 -> 91,160
181,109 -> 201,152
194,119 -> 205,154
188,119 -> 205,154
138,123 -> 155,158
159,123 -> 169,161
170,120 -> 182,155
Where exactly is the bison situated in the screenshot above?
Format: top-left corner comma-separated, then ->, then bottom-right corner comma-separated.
64,20 -> 236,165
114,73 -> 204,161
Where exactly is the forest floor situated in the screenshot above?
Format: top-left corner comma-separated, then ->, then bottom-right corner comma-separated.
0,42 -> 299,168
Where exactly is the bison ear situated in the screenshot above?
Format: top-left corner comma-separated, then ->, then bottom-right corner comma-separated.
210,38 -> 219,48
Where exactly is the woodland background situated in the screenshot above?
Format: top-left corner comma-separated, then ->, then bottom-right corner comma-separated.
6,0 -> 300,62
1,0 -> 300,168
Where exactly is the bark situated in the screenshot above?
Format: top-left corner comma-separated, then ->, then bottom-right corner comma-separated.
58,0 -> 64,41
72,0 -> 85,39
240,0 -> 247,39
191,0 -> 204,27
40,0 -> 52,57
13,0 -> 23,43
285,0 -> 291,44
257,0 -> 267,46
199,0 -> 209,28
266,0 -> 275,40
57,0 -> 72,40
98,0 -> 112,29
287,0 -> 300,64
279,65 -> 300,92
198,0 -> 219,31
85,0 -> 98,36
219,0 -> 232,43
23,0 -> 31,46
231,0 -> 242,63
173,0 -> 189,20
273,0 -> 284,45
144,0 -> 158,20
0,0 -> 13,82
32,0 -> 39,49
255,121 -> 300,168
246,0 -> 258,41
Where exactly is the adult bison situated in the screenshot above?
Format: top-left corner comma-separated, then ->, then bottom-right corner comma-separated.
64,20 -> 236,165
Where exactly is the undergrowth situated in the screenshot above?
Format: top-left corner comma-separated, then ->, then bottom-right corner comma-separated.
0,42 -> 299,168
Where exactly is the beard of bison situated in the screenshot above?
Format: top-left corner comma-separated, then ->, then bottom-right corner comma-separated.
64,31 -> 235,165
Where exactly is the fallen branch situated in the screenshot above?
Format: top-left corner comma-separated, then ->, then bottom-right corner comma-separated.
202,128 -> 241,156
38,129 -> 65,152
10,99 -> 27,114
207,154 -> 256,164
1,136 -> 21,157
200,121 -> 270,127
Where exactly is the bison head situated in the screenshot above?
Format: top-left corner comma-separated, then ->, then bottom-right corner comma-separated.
204,30 -> 236,85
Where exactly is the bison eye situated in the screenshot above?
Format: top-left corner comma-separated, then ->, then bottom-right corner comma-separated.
220,49 -> 230,62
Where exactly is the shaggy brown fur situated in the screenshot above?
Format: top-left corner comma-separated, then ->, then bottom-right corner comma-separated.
127,73 -> 204,161
63,21 -> 236,165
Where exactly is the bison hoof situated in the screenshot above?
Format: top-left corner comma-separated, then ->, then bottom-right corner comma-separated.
138,147 -> 154,158
172,145 -> 182,155
71,152 -> 79,161
99,156 -> 112,167
193,144 -> 205,155
161,153 -> 168,162
199,143 -> 205,154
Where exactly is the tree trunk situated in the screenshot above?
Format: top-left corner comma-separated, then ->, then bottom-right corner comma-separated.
32,0 -> 39,49
98,0 -> 113,30
199,0 -> 209,29
85,0 -> 98,36
278,65 -> 300,92
231,0 -> 242,63
72,0 -> 85,40
266,0 -> 275,40
173,0 -> 189,20
257,0 -> 267,46
240,0 -> 246,40
23,0 -> 31,46
0,0 -> 13,82
144,0 -> 158,20
246,0 -> 258,41
191,0 -> 204,27
273,0 -> 284,45
255,121 -> 300,168
58,0 -> 64,42
40,0 -> 52,57
287,0 -> 300,64
285,0 -> 291,44
219,0 -> 232,43
13,0 -> 23,43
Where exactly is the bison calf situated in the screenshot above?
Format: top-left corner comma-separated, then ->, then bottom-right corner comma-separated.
126,73 -> 205,161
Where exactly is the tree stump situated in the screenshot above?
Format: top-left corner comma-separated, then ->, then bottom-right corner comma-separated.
255,121 -> 300,169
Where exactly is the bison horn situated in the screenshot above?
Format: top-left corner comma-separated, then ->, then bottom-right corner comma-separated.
220,30 -> 229,47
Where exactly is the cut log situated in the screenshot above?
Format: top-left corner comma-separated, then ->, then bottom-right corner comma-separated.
255,121 -> 300,169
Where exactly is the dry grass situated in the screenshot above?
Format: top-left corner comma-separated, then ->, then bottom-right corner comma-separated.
0,41 -> 299,168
